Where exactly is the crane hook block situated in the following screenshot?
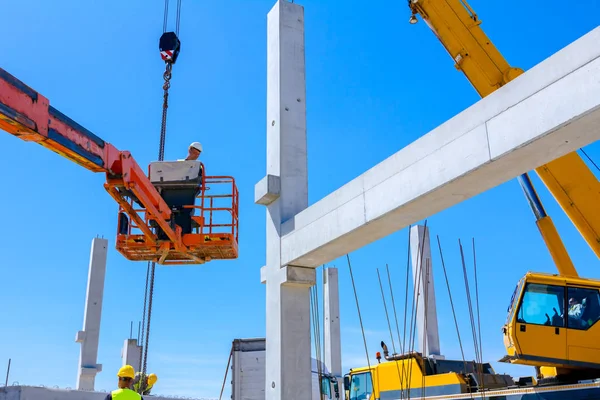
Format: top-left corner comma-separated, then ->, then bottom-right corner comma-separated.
159,32 -> 181,64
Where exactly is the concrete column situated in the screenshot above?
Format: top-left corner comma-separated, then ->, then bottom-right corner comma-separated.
409,225 -> 442,358
256,1 -> 311,399
121,339 -> 142,369
75,237 -> 108,391
323,268 -> 344,399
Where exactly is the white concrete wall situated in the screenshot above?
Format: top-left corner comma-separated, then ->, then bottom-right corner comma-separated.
0,386 -> 205,400
279,26 -> 600,268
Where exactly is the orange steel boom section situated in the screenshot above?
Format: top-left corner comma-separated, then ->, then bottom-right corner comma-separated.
115,173 -> 239,265
0,67 -> 239,265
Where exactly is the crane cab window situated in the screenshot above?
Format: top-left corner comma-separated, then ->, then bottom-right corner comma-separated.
566,287 -> 600,330
348,372 -> 372,400
320,376 -> 331,398
517,283 -> 565,327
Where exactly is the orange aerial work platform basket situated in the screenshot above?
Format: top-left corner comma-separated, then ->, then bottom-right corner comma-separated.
107,161 -> 239,265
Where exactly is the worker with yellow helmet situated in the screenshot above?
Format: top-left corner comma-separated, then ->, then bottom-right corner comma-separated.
133,371 -> 158,395
104,365 -> 144,400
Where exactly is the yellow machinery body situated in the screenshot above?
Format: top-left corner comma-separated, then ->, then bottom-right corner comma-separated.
407,0 -> 600,378
408,0 -> 600,263
502,272 -> 600,379
343,352 -> 516,399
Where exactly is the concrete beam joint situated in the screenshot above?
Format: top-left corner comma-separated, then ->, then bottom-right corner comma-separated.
282,265 -> 316,287
255,174 -> 281,205
260,265 -> 267,284
75,330 -> 86,343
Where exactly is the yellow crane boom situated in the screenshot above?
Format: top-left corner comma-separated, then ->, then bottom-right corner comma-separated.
407,0 -> 600,380
408,0 -> 600,269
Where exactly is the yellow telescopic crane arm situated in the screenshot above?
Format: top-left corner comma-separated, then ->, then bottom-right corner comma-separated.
408,0 -> 600,276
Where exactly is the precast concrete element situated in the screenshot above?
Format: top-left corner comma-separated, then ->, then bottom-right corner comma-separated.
255,1 -> 313,400
0,386 -> 204,400
75,238 -> 108,391
278,26 -> 600,268
323,268 -> 344,400
121,339 -> 141,369
410,225 -> 442,359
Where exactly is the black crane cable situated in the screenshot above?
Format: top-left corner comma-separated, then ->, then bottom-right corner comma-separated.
137,0 -> 183,392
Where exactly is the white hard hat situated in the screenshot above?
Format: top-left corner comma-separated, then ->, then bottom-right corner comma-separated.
189,142 -> 203,152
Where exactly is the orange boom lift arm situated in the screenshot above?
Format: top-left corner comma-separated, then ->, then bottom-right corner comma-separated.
0,67 -> 239,265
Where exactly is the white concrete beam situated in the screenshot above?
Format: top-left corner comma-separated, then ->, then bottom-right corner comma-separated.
410,225 -> 442,358
280,26 -> 600,268
75,237 -> 108,391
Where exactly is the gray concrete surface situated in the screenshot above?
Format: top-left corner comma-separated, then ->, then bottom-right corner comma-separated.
323,268 -> 343,399
410,225 -> 442,359
256,1 -> 314,400
0,386 -> 213,400
278,25 -> 600,268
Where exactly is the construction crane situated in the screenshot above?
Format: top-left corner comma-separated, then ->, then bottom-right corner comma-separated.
406,0 -> 600,269
0,67 -> 239,266
0,14 -> 239,267
1,2 -> 240,393
407,0 -> 600,382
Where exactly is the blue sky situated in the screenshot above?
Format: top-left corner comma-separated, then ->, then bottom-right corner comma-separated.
1,0 -> 600,398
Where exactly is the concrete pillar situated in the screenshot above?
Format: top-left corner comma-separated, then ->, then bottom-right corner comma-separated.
75,237 -> 108,391
256,1 -> 312,399
409,225 -> 442,358
121,339 -> 142,369
324,268 -> 344,400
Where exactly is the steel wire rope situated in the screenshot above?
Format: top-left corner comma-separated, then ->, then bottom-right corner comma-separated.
138,0 -> 184,391
377,267 -> 406,399
459,239 -> 483,395
346,254 -> 371,371
580,148 -> 600,173
138,262 -> 151,373
436,235 -> 473,399
473,238 -> 486,398
311,275 -> 324,398
401,226 -> 414,399
218,346 -> 233,400
420,258 -> 432,400
386,262 -> 409,398
405,221 -> 428,400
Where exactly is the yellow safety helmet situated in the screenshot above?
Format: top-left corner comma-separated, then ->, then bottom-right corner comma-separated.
148,373 -> 158,385
117,365 -> 136,379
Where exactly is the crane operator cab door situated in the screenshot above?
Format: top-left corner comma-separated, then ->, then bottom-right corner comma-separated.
512,279 -> 568,365
148,160 -> 203,240
564,285 -> 600,366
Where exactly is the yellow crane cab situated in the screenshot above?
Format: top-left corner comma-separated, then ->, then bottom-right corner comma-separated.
501,272 -> 600,382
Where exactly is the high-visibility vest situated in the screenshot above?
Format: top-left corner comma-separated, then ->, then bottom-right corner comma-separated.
111,388 -> 141,400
